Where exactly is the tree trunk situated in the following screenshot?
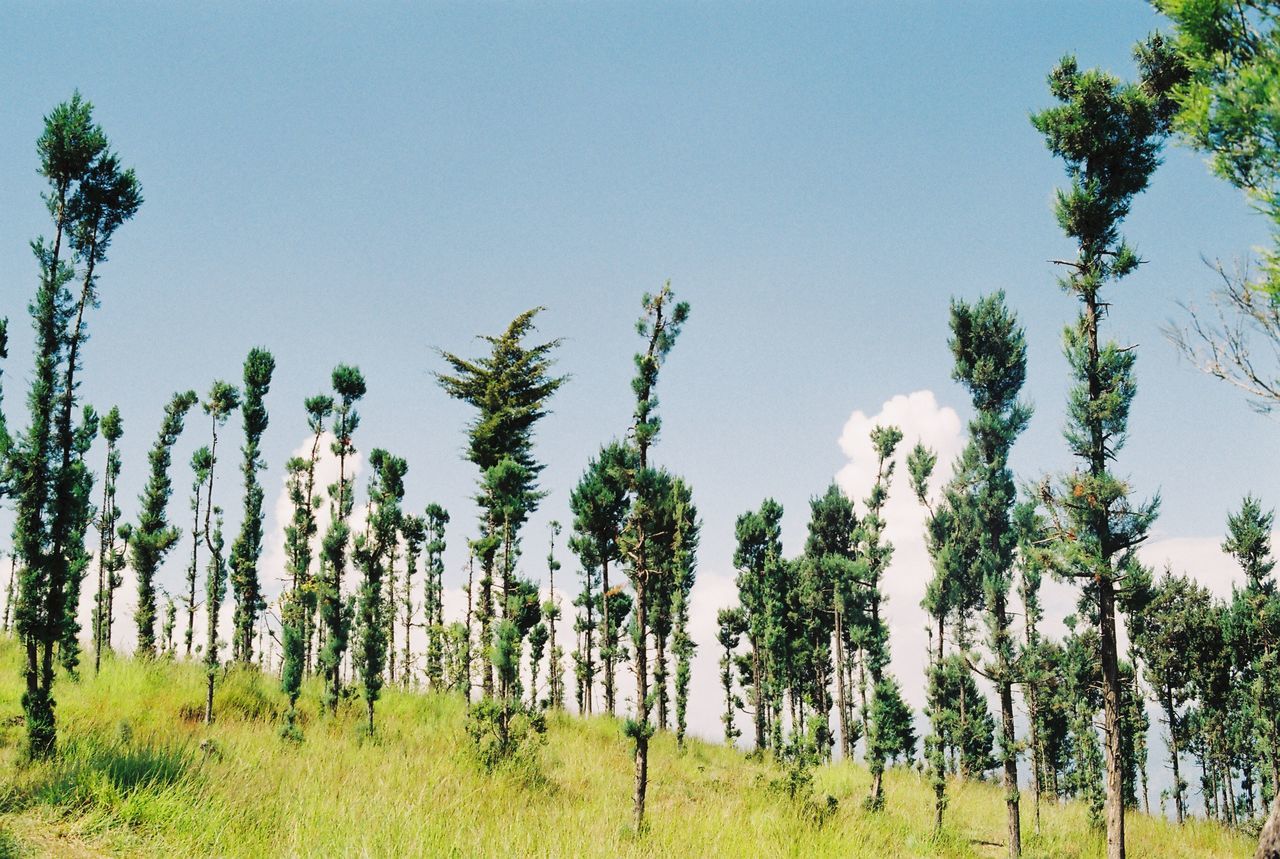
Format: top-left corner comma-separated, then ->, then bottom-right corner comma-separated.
1164,687 -> 1184,824
633,575 -> 649,831
1000,676 -> 1021,857
1257,792 -> 1280,859
602,555 -> 614,715
835,605 -> 850,760
1099,578 -> 1125,859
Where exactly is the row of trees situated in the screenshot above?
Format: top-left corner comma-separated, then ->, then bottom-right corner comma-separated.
6,5 -> 1280,855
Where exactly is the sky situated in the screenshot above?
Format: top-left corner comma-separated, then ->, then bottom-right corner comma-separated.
1,2 -> 1276,806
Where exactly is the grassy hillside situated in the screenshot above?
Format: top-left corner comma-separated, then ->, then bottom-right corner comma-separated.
0,639 -> 1251,858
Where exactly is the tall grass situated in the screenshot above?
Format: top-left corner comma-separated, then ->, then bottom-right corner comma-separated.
0,637 -> 1251,857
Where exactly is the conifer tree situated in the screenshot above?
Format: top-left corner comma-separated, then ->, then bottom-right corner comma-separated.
569,443 -> 632,715
1014,500 -> 1051,834
200,380 -> 240,725
618,282 -> 689,830
570,537 -> 600,713
162,593 -> 177,657
14,92 -> 141,756
1222,496 -> 1280,803
424,504 -> 449,688
354,449 -> 406,733
544,520 -> 566,710
319,365 -> 365,713
437,308 -> 566,702
734,499 -> 785,755
1032,39 -> 1180,857
910,441 -> 954,834
57,405 -> 98,677
92,405 -> 122,674
855,424 -> 908,811
184,446 -> 213,657
132,390 -> 199,659
716,607 -> 746,747
230,347 -> 275,664
948,292 -> 1031,856
280,394 -> 332,737
1131,571 -> 1212,824
806,483 -> 858,760
400,513 -> 425,687
668,479 -> 698,749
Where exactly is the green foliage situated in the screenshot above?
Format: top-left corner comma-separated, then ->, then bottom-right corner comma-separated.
1032,40 -> 1178,852
354,449 -> 407,734
1152,2 -> 1280,286
318,365 -> 365,714
14,92 -> 141,757
131,391 -> 199,660
229,348 -> 275,664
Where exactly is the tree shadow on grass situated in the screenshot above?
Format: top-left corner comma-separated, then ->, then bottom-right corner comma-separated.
0,735 -> 196,815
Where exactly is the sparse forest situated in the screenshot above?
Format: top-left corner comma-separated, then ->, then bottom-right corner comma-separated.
2,4 -> 1280,858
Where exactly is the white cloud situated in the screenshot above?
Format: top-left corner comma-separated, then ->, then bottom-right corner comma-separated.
835,390 -> 966,715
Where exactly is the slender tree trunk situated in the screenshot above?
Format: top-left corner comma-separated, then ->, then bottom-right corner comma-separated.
633,574 -> 649,831
1000,676 -> 1021,857
186,494 -> 201,658
933,613 -> 947,836
1164,689 -> 1184,824
1098,579 -> 1125,859
835,605 -> 850,760
751,638 -> 765,752
602,555 -> 613,715
4,556 -> 15,633
93,449 -> 112,674
464,555 -> 474,704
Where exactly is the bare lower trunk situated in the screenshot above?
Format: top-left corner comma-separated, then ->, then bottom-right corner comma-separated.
1257,792 -> 1280,859
204,671 -> 215,724
633,576 -> 649,831
835,607 -> 850,760
1000,677 -> 1021,857
1165,688 -> 1184,825
1099,580 -> 1125,859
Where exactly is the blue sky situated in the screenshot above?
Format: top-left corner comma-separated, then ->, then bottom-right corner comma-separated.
1,3 -> 1275,759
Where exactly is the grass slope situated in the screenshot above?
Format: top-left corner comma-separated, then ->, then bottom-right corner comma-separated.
0,638 -> 1251,858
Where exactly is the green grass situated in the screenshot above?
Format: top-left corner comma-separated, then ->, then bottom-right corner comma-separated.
0,637 -> 1251,857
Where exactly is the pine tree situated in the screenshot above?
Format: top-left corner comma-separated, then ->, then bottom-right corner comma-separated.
619,283 -> 689,830
544,520 -> 566,710
184,446 -> 213,657
668,479 -> 698,750
437,308 -> 566,702
280,394 -> 332,739
855,424 -> 907,811
1131,571 -> 1213,824
910,441 -> 954,833
1031,38 -> 1181,858
716,607 -> 746,747
568,443 -> 632,714
400,513 -> 425,687
319,365 -> 365,713
132,390 -> 199,659
1014,500 -> 1051,834
570,536 -> 600,714
947,291 -> 1031,856
734,499 -> 786,755
92,405 -> 123,674
13,93 -> 141,756
1222,497 -> 1280,806
230,348 -> 275,664
162,593 -> 177,658
200,381 -> 240,725
354,449 -> 407,734
423,504 -> 449,689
